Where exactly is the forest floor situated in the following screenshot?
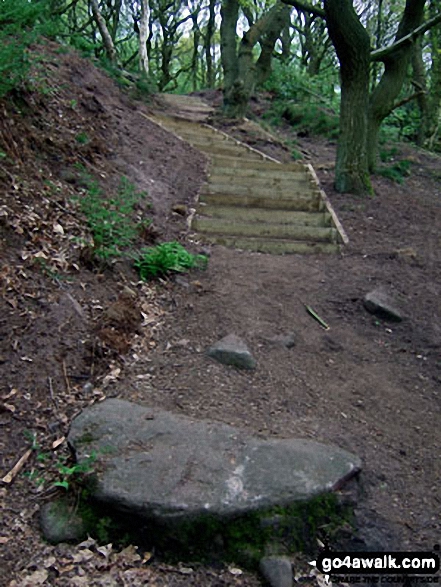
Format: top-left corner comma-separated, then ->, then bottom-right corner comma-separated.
0,41 -> 440,586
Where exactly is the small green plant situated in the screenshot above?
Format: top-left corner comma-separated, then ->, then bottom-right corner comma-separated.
134,241 -> 207,280
23,430 -> 97,492
77,174 -> 149,260
75,131 -> 89,144
53,453 -> 97,491
377,159 -> 412,184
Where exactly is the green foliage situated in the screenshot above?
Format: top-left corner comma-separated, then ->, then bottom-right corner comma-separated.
377,146 -> 413,184
0,0 -> 55,97
146,492 -> 353,569
77,174 -> 149,260
22,430 -> 97,492
53,453 -> 97,491
134,242 -> 208,280
75,132 -> 89,145
377,159 -> 412,184
263,100 -> 339,140
264,61 -> 339,108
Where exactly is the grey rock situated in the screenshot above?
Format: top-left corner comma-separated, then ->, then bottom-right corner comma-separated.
260,556 -> 293,587
68,399 -> 361,525
40,498 -> 86,544
363,288 -> 404,322
207,334 -> 256,369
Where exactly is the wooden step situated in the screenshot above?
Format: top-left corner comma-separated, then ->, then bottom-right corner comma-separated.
198,235 -> 341,255
199,191 -> 322,212
209,166 -> 309,181
192,216 -> 337,242
196,144 -> 264,159
196,204 -> 332,226
205,181 -> 315,198
208,154 -> 302,171
149,107 -> 346,254
207,178 -> 312,192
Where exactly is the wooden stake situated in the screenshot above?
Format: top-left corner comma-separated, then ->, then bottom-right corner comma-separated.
1,449 -> 33,484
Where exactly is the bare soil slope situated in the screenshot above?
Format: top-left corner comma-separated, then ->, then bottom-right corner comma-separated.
1,43 -> 440,586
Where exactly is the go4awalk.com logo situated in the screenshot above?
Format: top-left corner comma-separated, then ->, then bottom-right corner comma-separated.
310,547 -> 440,585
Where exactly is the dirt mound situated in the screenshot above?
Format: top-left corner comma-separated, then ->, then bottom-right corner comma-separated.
1,41 -> 441,586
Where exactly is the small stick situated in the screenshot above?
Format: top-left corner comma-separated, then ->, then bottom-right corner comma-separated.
305,304 -> 330,330
1,449 -> 33,484
48,377 -> 58,414
62,361 -> 71,394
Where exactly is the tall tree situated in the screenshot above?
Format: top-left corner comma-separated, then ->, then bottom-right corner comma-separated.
324,0 -> 372,193
283,0 -> 441,193
90,0 -> 118,64
138,0 -> 150,75
367,0 -> 426,170
221,0 -> 292,117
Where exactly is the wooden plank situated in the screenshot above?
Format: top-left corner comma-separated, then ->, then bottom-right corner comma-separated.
196,204 -> 331,227
198,191 -> 321,212
205,181 -> 315,198
192,216 -> 337,242
196,236 -> 340,255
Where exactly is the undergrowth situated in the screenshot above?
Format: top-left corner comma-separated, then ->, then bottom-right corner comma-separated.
76,172 -> 151,260
377,146 -> 413,184
134,241 -> 207,280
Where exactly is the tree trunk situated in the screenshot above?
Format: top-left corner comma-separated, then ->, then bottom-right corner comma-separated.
411,37 -> 428,146
90,0 -> 117,64
367,0 -> 426,171
324,0 -> 372,194
256,4 -> 291,86
138,0 -> 150,75
204,0 -> 217,87
221,0 -> 291,118
220,0 -> 240,115
426,0 -> 441,148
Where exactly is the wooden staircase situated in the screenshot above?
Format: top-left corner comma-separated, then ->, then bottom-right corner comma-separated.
149,96 -> 348,254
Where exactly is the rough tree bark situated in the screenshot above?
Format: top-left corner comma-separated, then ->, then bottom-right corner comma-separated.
204,0 -> 217,87
90,0 -> 117,64
324,0 -> 372,194
367,0 -> 426,170
138,0 -> 150,75
221,0 -> 291,118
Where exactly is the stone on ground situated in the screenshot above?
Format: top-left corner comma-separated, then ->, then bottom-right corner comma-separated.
68,399 -> 361,531
363,288 -> 404,322
207,334 -> 257,369
259,556 -> 293,587
40,497 -> 86,544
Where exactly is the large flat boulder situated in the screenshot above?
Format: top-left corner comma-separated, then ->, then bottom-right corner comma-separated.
68,399 -> 361,524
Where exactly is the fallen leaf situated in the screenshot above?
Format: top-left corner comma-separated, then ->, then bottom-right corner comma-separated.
228,566 -> 243,576
96,543 -> 113,558
52,437 -> 65,449
20,569 -> 49,586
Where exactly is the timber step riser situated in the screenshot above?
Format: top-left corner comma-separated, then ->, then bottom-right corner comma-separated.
198,192 -> 323,213
199,193 -> 323,213
192,217 -> 337,243
201,236 -> 340,255
209,171 -> 310,182
197,205 -> 332,227
148,106 -> 346,254
206,183 -> 315,198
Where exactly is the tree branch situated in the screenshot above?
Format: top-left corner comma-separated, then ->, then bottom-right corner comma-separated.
281,0 -> 325,18
393,89 -> 425,110
371,11 -> 441,61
